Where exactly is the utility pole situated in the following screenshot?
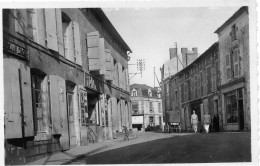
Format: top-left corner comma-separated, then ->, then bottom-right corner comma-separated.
154,67 -> 155,88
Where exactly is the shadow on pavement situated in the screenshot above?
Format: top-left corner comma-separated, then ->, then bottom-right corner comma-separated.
62,132 -> 251,164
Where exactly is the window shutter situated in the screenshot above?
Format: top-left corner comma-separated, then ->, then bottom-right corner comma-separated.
211,67 -> 216,92
226,54 -> 231,80
4,59 -> 22,139
49,75 -> 61,134
20,64 -> 34,137
56,9 -> 64,57
207,67 -> 211,94
87,31 -> 101,71
14,9 -> 27,35
118,63 -> 122,88
26,9 -> 34,40
73,21 -> 82,65
45,8 -> 58,52
105,49 -> 113,80
99,38 -> 106,74
36,9 -> 46,47
58,77 -> 69,150
233,48 -> 239,77
67,22 -> 75,62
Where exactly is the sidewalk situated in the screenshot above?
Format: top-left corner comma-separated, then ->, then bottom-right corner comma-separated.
27,131 -> 189,165
27,132 -> 138,165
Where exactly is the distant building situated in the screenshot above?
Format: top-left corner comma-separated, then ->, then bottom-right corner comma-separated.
162,47 -> 198,79
161,43 -> 220,132
215,6 -> 250,131
130,84 -> 163,131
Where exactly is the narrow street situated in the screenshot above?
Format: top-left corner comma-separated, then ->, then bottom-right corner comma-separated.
56,132 -> 251,164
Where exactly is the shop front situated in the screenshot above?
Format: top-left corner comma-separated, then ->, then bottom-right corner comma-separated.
221,79 -> 246,131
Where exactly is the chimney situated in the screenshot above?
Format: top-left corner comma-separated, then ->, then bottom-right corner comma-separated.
181,48 -> 188,67
192,47 -> 198,54
169,48 -> 177,59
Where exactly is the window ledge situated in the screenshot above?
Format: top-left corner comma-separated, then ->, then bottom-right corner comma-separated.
34,131 -> 51,141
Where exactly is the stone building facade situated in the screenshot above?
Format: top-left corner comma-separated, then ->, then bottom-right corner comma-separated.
130,84 -> 163,131
215,6 -> 250,131
161,43 -> 220,132
3,8 -> 132,164
161,6 -> 250,132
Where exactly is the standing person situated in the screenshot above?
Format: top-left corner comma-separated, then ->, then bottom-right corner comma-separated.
191,110 -> 198,133
203,112 -> 211,133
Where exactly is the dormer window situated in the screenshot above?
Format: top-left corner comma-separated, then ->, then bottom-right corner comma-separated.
132,89 -> 137,96
148,89 -> 152,97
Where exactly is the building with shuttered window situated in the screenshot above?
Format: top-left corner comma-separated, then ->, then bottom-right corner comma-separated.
3,8 -> 132,164
130,84 -> 163,131
215,6 -> 250,131
161,43 -> 220,132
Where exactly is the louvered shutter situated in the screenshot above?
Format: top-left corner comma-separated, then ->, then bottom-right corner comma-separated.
87,31 -> 101,71
99,38 -> 106,74
36,9 -> 46,47
105,49 -> 113,80
226,54 -> 231,80
45,9 -> 58,52
56,9 -> 65,56
49,75 -> 61,134
4,59 -> 22,139
233,48 -> 239,78
118,63 -> 122,88
14,9 -> 27,35
73,21 -> 82,65
20,64 -> 34,137
26,9 -> 34,40
211,67 -> 216,92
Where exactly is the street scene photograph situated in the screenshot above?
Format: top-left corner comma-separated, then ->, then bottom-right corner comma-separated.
1,0 -> 258,165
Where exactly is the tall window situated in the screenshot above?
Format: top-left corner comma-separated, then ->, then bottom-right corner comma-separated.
158,103 -> 161,113
132,89 -> 137,96
132,102 -> 138,114
149,102 -> 153,112
80,91 -> 88,126
31,73 -> 44,134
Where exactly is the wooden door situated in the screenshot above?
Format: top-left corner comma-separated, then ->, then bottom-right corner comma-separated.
67,92 -> 76,148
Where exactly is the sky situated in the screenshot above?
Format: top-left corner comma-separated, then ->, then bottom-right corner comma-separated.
103,6 -> 241,87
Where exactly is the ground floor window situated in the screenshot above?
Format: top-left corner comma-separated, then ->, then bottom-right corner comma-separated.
149,116 -> 154,127
226,91 -> 238,123
31,73 -> 45,134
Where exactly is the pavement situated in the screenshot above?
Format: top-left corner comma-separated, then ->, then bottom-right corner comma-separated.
27,131 -> 188,165
27,131 -> 251,165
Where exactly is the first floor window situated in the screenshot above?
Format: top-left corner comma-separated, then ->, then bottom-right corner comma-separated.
132,102 -> 138,114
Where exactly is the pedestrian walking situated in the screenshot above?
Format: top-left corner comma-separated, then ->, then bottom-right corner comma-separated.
191,110 -> 198,133
203,112 -> 211,133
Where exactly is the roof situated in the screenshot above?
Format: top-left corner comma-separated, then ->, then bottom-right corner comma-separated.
214,6 -> 248,34
130,84 -> 160,98
90,8 -> 132,53
130,84 -> 153,90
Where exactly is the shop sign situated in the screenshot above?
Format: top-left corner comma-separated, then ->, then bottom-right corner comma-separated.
85,73 -> 104,93
4,40 -> 29,60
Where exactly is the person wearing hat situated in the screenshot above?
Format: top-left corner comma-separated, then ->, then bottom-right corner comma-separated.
203,111 -> 211,133
191,110 -> 198,133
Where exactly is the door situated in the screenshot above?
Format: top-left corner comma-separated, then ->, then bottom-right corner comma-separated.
67,92 -> 76,148
238,89 -> 244,130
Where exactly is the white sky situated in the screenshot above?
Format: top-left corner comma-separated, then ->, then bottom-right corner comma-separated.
103,7 -> 241,87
